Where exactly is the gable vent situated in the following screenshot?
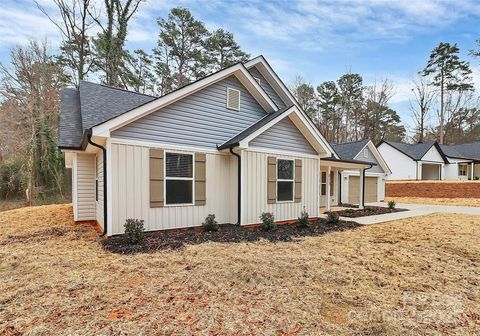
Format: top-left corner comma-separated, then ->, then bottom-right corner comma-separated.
227,87 -> 240,111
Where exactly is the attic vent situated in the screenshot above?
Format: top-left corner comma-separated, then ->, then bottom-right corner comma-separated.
227,87 -> 240,111
363,148 -> 369,158
254,77 -> 261,85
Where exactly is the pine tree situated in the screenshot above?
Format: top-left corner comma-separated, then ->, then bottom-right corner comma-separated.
204,29 -> 249,71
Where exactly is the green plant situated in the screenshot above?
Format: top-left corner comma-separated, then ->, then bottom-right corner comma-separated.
297,207 -> 309,228
124,218 -> 145,244
260,212 -> 276,231
202,214 -> 219,232
327,212 -> 339,225
388,200 -> 396,209
475,176 -> 479,180
345,208 -> 356,213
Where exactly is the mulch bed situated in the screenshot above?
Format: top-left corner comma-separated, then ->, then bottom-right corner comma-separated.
331,206 -> 407,218
102,218 -> 362,254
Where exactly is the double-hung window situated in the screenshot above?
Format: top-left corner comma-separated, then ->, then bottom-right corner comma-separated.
458,164 -> 468,177
165,152 -> 194,205
277,159 -> 294,202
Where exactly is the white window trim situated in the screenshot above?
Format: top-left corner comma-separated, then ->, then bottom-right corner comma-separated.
226,87 -> 241,111
321,171 -> 327,196
276,158 -> 295,203
164,150 -> 195,207
458,163 -> 468,177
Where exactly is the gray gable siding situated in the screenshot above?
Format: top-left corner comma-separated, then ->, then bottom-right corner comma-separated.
354,146 -> 384,173
248,66 -> 286,109
112,76 -> 267,148
250,117 -> 317,155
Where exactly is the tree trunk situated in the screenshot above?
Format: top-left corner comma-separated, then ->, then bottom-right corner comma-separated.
439,69 -> 444,144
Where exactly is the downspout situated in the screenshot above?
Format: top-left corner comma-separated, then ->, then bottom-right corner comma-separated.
362,164 -> 373,208
87,130 -> 107,237
229,147 -> 241,225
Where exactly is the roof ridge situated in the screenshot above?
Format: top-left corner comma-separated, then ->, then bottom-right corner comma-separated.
80,80 -> 158,98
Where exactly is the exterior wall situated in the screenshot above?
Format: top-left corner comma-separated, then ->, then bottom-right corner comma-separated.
354,146 -> 384,173
378,143 -> 417,180
249,117 -> 317,155
74,153 -> 96,221
248,66 -> 286,108
242,150 -> 319,224
386,181 -> 480,198
112,75 -> 267,149
110,142 -> 237,235
95,152 -> 104,228
421,146 -> 444,162
444,158 -> 472,180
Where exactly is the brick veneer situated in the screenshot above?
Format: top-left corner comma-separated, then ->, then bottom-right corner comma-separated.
386,181 -> 480,198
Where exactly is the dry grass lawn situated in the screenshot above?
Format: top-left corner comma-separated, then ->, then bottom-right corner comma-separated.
386,196 -> 480,207
1,205 -> 479,335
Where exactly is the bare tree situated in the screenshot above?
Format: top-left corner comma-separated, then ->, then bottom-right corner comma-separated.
35,0 -> 96,87
409,75 -> 436,142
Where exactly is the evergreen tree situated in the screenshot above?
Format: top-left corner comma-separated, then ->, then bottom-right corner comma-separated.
317,81 -> 341,142
337,73 -> 363,141
204,29 -> 249,71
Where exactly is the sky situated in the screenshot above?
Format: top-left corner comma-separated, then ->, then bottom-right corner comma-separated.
1,0 -> 480,132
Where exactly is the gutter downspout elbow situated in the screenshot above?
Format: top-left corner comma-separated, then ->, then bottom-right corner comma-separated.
87,130 -> 108,237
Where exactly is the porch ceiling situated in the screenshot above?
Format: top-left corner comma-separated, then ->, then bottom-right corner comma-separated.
321,157 -> 375,170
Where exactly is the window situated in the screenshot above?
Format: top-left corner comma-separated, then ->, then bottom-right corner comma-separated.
165,152 -> 193,205
458,163 -> 468,177
226,87 -> 240,110
363,148 -> 369,158
254,77 -> 261,85
277,159 -> 294,201
321,171 -> 334,196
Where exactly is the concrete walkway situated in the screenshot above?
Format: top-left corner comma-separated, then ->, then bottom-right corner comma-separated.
339,202 -> 480,225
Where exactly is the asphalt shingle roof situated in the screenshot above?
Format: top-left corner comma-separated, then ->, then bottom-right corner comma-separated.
58,88 -> 83,148
441,142 -> 480,160
331,139 -> 370,160
382,140 -> 436,160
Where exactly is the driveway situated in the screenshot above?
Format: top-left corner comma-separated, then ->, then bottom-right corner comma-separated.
349,202 -> 480,225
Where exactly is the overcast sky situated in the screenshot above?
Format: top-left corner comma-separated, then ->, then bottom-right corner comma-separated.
1,0 -> 480,130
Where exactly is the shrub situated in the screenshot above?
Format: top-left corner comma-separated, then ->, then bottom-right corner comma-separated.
124,218 -> 145,244
260,212 -> 276,231
388,200 -> 396,209
475,176 -> 480,180
202,214 -> 219,232
327,212 -> 339,225
298,207 -> 309,228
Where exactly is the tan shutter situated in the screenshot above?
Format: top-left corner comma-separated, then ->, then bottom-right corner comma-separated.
150,148 -> 164,208
267,156 -> 276,204
195,153 -> 206,206
295,159 -> 302,203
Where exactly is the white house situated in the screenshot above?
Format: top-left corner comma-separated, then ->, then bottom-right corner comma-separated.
331,140 -> 391,204
377,140 -> 479,181
59,56 -> 375,237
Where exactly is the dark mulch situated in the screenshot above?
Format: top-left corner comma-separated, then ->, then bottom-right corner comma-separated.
332,206 -> 408,218
102,218 -> 362,254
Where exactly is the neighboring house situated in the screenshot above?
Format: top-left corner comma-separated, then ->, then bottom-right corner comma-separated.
331,140 -> 391,204
59,56 -> 374,237
377,140 -> 479,181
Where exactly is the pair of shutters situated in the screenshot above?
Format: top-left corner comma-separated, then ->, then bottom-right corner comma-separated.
149,149 -> 206,207
267,156 -> 302,204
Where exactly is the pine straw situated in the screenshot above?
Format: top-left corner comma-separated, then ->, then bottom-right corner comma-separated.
1,205 -> 479,335
386,196 -> 480,207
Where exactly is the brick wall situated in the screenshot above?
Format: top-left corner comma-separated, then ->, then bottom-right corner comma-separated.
386,181 -> 480,198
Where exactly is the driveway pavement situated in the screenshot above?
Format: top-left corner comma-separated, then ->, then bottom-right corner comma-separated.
342,202 -> 480,225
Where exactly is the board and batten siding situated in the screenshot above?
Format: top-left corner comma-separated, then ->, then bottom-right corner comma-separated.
112,75 -> 267,149
250,117 -> 317,155
110,142 -> 237,235
95,152 -> 104,228
242,150 -> 319,224
248,66 -> 286,109
74,153 -> 96,221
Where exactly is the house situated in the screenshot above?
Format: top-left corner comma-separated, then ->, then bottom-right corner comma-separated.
331,140 -> 391,204
59,56 -> 375,237
377,140 -> 479,180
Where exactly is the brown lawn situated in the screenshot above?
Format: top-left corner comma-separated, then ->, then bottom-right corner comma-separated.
386,196 -> 480,208
0,204 -> 479,335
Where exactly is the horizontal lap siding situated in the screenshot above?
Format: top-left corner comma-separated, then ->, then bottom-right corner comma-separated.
76,153 -> 95,220
250,117 -> 317,155
112,76 -> 267,149
111,143 -> 236,235
248,66 -> 286,109
95,152 -> 104,228
354,147 -> 384,173
243,150 -> 319,224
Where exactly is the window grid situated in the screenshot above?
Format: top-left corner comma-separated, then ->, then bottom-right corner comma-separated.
165,151 -> 194,206
276,159 -> 294,202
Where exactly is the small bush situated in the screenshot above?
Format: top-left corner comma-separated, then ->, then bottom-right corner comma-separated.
298,207 -> 309,228
345,208 -> 356,213
388,200 -> 396,209
475,176 -> 480,180
202,214 -> 219,232
327,212 -> 339,224
260,212 -> 276,231
124,218 -> 145,244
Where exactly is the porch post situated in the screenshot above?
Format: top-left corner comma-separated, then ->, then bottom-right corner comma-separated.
326,166 -> 331,211
471,162 -> 475,180
359,168 -> 365,209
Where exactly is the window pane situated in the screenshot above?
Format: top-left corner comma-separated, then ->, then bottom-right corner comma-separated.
321,171 -> 326,183
277,181 -> 293,201
330,171 -> 334,196
166,153 -> 193,178
321,184 -> 326,196
166,180 -> 193,204
277,159 -> 293,179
